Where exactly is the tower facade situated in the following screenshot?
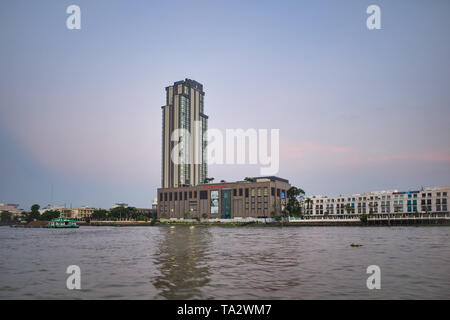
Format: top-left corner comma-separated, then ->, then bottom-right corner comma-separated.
161,79 -> 208,188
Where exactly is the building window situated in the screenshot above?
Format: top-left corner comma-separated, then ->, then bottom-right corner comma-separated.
160,193 -> 163,201
194,191 -> 197,198
169,193 -> 172,201
180,192 -> 182,200
164,193 -> 167,201
239,188 -> 243,196
184,192 -> 187,200
245,188 -> 249,197
174,192 -> 177,201
233,189 -> 237,196
200,190 -> 208,199
277,189 -> 280,197
189,191 -> 192,199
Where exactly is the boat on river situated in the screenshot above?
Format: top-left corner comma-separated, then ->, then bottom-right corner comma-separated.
47,218 -> 79,228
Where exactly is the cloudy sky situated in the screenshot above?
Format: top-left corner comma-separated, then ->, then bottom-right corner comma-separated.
1,0 -> 449,210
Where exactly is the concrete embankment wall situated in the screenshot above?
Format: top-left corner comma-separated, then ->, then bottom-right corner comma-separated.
81,219 -> 448,227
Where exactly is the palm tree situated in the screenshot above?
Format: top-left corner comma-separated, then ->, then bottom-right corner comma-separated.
304,198 -> 313,215
204,177 -> 214,184
344,204 -> 352,214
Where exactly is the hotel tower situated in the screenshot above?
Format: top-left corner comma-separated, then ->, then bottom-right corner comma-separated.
161,79 -> 208,188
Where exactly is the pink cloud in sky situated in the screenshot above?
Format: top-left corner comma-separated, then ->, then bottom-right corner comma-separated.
281,138 -> 450,171
281,140 -> 352,159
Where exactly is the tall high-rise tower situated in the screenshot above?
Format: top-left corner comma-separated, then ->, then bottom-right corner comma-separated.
161,79 -> 208,188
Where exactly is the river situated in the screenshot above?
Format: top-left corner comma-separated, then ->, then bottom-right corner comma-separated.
0,225 -> 448,299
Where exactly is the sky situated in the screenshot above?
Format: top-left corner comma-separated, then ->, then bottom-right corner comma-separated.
1,0 -> 449,210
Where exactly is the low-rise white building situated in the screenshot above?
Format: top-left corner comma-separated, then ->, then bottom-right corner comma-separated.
60,206 -> 95,219
306,186 -> 449,215
0,203 -> 22,214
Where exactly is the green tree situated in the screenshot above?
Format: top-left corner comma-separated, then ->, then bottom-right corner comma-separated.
243,177 -> 253,182
113,206 -> 127,220
1,211 -> 12,223
27,204 -> 40,222
127,207 -> 138,220
110,206 -> 138,220
286,186 -> 305,217
304,198 -> 313,215
204,177 -> 214,184
92,209 -> 108,221
40,210 -> 60,221
360,213 -> 368,224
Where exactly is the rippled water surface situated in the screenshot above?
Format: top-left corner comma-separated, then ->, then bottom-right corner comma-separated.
0,225 -> 449,299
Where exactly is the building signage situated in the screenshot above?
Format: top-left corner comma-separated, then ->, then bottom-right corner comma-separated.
202,184 -> 228,189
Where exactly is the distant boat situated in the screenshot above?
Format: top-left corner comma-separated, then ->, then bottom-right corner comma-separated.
47,218 -> 79,228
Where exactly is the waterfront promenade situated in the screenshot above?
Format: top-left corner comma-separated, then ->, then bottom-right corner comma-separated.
289,212 -> 450,226
69,212 -> 450,227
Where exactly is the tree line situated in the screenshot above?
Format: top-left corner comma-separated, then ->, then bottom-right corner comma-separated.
91,207 -> 156,221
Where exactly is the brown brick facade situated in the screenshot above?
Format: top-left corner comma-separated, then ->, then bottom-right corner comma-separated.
157,177 -> 291,219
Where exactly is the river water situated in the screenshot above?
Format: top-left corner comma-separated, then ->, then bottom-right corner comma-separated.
0,225 -> 448,299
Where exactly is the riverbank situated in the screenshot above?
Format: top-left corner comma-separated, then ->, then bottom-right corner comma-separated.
76,219 -> 450,227
5,217 -> 449,228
